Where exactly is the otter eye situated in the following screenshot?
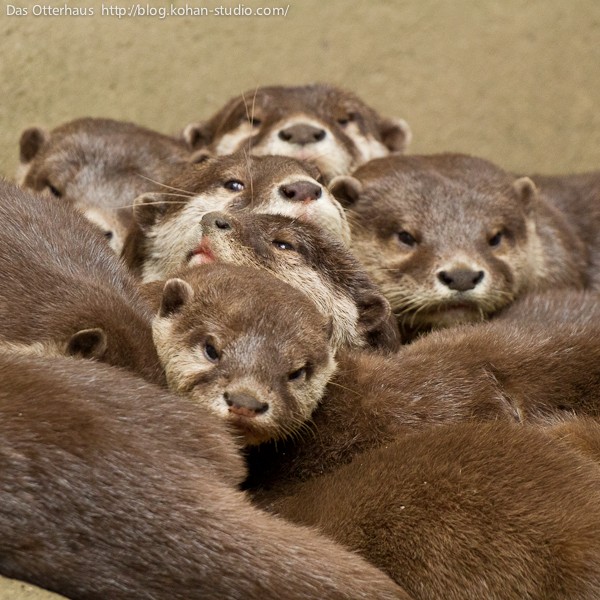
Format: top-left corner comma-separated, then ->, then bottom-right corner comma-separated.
204,343 -> 220,362
288,366 -> 306,381
250,117 -> 262,127
47,183 -> 62,198
337,112 -> 356,127
396,231 -> 416,247
489,231 -> 503,247
104,231 -> 114,241
272,240 -> 296,251
224,180 -> 244,192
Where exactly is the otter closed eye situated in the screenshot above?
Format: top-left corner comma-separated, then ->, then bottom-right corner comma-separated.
396,231 -> 417,247
288,366 -> 307,381
47,183 -> 62,197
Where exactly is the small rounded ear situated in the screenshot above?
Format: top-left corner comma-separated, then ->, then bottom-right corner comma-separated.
357,293 -> 402,352
159,278 -> 194,318
512,176 -> 538,215
133,193 -> 170,232
66,328 -> 108,360
182,122 -> 213,150
329,176 -> 363,208
189,149 -> 213,164
379,117 -> 412,153
19,127 -> 48,163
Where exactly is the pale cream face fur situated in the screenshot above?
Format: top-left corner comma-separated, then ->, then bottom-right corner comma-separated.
152,304 -> 337,446
139,177 -> 350,283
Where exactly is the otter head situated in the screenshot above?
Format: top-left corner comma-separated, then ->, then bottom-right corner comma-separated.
184,210 -> 401,352
18,118 -> 189,253
331,154 -> 550,337
181,83 -> 411,182
152,264 -> 336,445
125,152 -> 350,280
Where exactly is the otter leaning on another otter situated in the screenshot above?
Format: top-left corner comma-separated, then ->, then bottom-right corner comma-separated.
181,83 -> 412,182
17,117 -> 190,253
122,152 -> 351,279
330,153 -> 590,338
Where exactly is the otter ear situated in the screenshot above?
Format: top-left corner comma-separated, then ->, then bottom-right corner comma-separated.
182,122 -> 213,150
133,193 -> 170,232
159,278 -> 194,317
329,176 -> 363,208
379,117 -> 412,153
66,328 -> 108,360
19,127 -> 49,163
512,176 -> 538,215
189,149 -> 213,164
357,293 -> 402,352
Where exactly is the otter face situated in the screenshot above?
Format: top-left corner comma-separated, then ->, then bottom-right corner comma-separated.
182,84 -> 411,181
332,155 -> 545,335
131,153 -> 350,282
18,118 -> 189,254
152,264 -> 336,446
183,211 -> 400,352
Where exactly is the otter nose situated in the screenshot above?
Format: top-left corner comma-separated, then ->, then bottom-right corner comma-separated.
224,391 -> 269,417
438,269 -> 485,292
201,211 -> 232,230
279,181 -> 323,202
278,124 -> 327,145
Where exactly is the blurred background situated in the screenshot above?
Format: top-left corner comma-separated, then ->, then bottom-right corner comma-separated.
1,0 -> 600,180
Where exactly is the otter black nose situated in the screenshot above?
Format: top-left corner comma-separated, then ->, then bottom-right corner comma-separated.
201,211 -> 232,231
279,181 -> 323,202
224,391 -> 269,416
438,269 -> 485,292
278,124 -> 327,145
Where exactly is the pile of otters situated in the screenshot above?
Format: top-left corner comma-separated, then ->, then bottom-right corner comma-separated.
2,83 -> 600,600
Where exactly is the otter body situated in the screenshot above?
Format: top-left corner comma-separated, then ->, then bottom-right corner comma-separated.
182,83 -> 412,181
0,180 -> 163,383
331,153 -> 589,337
0,352 -> 408,600
267,422 -> 600,600
18,117 -> 190,253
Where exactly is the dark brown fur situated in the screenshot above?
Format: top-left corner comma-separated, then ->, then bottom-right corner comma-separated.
0,352 -> 409,600
0,179 -> 163,384
245,290 -> 600,493
266,422 -> 600,600
331,153 -> 588,338
181,83 -> 411,181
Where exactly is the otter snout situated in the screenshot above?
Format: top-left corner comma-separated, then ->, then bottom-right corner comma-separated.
279,181 -> 323,202
224,390 -> 269,417
437,268 -> 485,292
201,211 -> 233,231
278,123 -> 327,146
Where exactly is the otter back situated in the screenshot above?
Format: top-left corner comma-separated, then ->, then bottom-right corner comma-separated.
0,180 -> 163,383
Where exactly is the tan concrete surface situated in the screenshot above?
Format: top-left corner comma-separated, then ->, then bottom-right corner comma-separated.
0,0 -> 599,597
0,576 -> 66,600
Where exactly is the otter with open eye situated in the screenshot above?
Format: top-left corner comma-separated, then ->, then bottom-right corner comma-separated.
181,83 -> 412,182
331,153 -> 588,339
150,264 -> 337,446
122,152 -> 350,279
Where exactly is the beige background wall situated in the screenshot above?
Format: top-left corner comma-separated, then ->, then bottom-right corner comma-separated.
1,0 -> 600,180
0,0 -> 599,598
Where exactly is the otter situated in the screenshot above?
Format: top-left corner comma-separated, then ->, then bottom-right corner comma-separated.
142,209 -> 401,351
122,152 -> 351,279
149,264 -> 337,446
0,351 -> 409,600
181,83 -> 412,181
330,153 -> 588,338
244,290 -> 600,493
264,421 -> 600,600
0,180 -> 163,384
18,117 -> 190,253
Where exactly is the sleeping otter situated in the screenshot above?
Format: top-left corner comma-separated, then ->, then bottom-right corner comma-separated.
18,117 -> 190,253
330,153 -> 589,338
181,83 -> 412,181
